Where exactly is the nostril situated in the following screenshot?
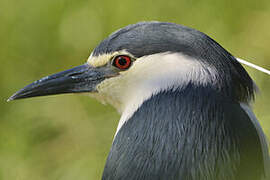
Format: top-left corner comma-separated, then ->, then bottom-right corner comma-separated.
66,72 -> 84,77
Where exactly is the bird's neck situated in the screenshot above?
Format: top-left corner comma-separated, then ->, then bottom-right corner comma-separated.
102,85 -> 264,180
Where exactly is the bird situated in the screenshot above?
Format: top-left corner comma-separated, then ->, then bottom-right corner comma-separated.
8,21 -> 269,180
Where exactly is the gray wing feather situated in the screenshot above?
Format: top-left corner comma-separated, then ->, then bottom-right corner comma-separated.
240,103 -> 270,179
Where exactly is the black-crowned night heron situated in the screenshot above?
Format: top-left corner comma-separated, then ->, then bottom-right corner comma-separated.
8,22 -> 270,180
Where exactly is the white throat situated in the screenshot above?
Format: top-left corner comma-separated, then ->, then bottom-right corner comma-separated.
93,52 -> 218,135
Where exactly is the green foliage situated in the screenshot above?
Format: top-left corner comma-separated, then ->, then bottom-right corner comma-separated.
0,0 -> 269,179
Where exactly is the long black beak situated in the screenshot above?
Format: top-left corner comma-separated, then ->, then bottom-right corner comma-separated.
8,64 -> 112,101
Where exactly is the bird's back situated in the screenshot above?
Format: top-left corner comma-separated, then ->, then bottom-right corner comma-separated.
102,84 -> 265,180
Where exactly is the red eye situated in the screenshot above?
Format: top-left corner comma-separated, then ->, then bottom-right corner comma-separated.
113,55 -> 132,70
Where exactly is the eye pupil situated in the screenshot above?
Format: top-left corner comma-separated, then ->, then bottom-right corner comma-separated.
118,57 -> 127,66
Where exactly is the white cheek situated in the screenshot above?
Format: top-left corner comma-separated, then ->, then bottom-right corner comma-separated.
96,52 -> 218,136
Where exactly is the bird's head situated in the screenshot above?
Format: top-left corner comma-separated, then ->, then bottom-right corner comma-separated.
9,22 -> 255,117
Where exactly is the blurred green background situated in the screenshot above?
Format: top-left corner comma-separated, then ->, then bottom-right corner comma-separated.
0,0 -> 269,179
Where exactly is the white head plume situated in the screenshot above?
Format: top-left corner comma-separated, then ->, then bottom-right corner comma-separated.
236,58 -> 270,75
